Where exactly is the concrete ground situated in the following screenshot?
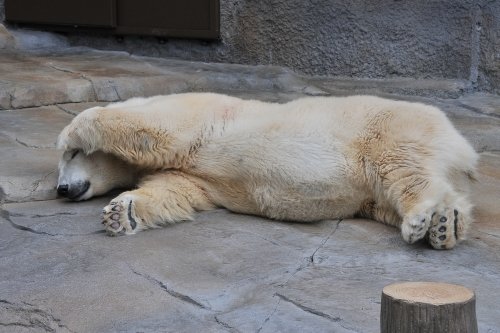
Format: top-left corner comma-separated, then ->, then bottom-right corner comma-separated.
1,43 -> 500,332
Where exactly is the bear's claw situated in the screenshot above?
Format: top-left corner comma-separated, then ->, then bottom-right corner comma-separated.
127,203 -> 137,229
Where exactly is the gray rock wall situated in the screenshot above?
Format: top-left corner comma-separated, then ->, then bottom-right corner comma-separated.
478,0 -> 500,93
0,0 -> 4,22
2,0 -> 500,93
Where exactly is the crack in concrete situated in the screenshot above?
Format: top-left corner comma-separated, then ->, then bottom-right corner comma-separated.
14,137 -> 54,149
0,322 -> 52,331
478,148 -> 500,153
0,299 -> 74,333
240,230 -> 282,247
214,315 -> 241,333
0,186 -> 5,204
273,294 -> 361,332
477,230 -> 500,239
456,102 -> 500,119
46,63 -> 78,75
1,207 -> 56,236
111,84 -> 123,101
129,266 -> 247,332
8,91 -> 14,109
46,63 -> 99,102
130,267 -> 210,310
35,212 -> 75,218
56,104 -> 79,116
273,291 -> 360,331
82,75 -> 99,101
309,219 -> 342,264
10,211 -> 77,218
256,295 -> 281,333
29,171 -> 56,196
279,220 -> 341,287
1,207 -> 106,237
274,293 -> 342,322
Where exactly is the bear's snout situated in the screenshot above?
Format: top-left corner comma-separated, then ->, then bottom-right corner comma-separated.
57,181 -> 90,200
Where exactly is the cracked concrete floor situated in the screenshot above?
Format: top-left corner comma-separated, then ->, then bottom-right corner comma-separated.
0,50 -> 500,332
1,193 -> 500,333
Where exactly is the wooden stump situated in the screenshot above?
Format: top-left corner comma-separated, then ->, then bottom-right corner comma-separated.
381,282 -> 477,333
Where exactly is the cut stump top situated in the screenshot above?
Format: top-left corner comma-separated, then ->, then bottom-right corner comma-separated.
382,282 -> 475,306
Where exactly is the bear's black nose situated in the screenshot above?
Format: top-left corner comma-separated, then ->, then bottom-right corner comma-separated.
57,184 -> 69,196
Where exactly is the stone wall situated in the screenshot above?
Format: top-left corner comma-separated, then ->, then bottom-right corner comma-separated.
479,0 -> 500,93
2,0 -> 500,93
0,0 -> 4,22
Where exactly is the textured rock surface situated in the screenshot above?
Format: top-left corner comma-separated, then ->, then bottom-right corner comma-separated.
478,0 -> 500,94
61,1 -> 476,81
1,189 -> 499,332
0,51 -> 327,110
3,1 -> 499,93
0,50 -> 499,332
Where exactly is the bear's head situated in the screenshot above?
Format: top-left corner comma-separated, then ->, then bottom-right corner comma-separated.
57,149 -> 138,201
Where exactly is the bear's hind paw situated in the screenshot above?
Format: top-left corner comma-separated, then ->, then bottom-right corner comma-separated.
402,200 -> 471,250
427,208 -> 462,250
401,210 -> 433,245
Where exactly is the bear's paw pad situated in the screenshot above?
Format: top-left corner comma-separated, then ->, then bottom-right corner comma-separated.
427,208 -> 460,250
102,195 -> 139,236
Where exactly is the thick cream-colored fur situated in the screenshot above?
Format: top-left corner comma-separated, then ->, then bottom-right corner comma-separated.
57,93 -> 478,249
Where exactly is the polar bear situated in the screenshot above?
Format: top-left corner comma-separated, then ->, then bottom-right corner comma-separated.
56,93 -> 478,249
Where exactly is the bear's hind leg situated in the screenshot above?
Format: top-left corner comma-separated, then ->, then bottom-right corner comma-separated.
385,174 -> 472,249
101,171 -> 214,235
357,200 -> 401,227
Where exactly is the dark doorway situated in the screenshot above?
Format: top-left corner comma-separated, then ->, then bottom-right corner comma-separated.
5,0 -> 220,39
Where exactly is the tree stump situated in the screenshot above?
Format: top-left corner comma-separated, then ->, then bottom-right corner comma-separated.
380,282 -> 477,333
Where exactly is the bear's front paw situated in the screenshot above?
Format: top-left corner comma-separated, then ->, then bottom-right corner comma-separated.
57,107 -> 102,153
102,194 -> 142,236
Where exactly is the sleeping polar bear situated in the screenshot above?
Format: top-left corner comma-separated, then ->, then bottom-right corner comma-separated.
56,93 -> 478,249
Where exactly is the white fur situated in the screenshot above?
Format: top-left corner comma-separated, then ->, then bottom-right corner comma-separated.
57,93 -> 478,249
